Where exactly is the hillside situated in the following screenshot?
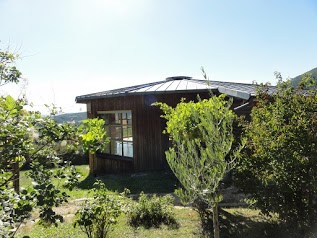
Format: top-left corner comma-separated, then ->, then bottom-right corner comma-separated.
53,112 -> 87,125
291,67 -> 317,87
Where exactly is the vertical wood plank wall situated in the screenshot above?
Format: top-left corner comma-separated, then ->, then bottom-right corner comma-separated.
87,92 -> 246,174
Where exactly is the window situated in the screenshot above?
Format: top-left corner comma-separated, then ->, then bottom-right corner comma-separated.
98,111 -> 133,158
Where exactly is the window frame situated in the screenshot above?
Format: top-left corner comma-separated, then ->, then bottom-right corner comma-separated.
97,110 -> 133,159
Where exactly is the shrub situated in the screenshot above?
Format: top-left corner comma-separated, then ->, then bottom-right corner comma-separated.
236,73 -> 317,229
127,192 -> 177,228
74,180 -> 127,238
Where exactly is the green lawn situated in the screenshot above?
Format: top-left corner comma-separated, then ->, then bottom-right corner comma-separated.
16,207 -> 303,238
17,207 -> 200,238
20,165 -> 178,199
77,169 -> 178,195
20,165 -> 92,199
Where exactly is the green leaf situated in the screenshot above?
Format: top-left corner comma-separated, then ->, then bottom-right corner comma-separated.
5,95 -> 16,111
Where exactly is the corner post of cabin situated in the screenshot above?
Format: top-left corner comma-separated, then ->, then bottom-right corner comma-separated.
89,153 -> 97,176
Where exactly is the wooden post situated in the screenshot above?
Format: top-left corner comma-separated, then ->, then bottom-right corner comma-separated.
213,203 -> 220,238
89,153 -> 93,174
89,153 -> 97,176
12,162 -> 20,194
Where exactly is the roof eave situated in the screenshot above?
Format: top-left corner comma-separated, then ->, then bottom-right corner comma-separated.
75,88 -> 218,103
218,86 -> 251,100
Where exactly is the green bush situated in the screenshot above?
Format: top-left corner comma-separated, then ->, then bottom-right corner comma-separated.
236,74 -> 317,229
74,180 -> 127,238
127,192 -> 177,228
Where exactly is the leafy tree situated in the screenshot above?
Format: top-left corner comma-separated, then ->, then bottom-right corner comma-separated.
78,118 -> 108,154
0,49 -> 108,237
236,73 -> 317,230
155,95 -> 243,238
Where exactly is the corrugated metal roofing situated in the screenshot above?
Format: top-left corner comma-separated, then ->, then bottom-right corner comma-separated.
76,77 -> 276,103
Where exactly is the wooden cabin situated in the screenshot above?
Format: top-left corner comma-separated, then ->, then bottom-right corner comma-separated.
76,76 -> 274,175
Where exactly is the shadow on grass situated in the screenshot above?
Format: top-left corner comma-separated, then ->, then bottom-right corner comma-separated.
76,171 -> 178,194
196,208 -> 313,238
219,209 -> 280,238
129,216 -> 180,230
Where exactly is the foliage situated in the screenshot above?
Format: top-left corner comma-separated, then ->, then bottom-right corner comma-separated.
29,163 -> 69,226
74,180 -> 127,238
0,49 -> 109,237
127,192 -> 177,228
0,50 -> 21,86
78,118 -> 109,154
0,187 -> 33,237
236,73 -> 317,229
155,95 -> 244,238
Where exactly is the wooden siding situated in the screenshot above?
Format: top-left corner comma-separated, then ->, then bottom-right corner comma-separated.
87,92 -> 247,174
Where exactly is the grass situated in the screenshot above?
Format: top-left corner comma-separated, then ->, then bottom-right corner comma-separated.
78,170 -> 177,194
20,165 -> 92,199
17,207 -> 303,238
17,207 -> 200,238
20,165 -> 178,200
17,219 -> 86,238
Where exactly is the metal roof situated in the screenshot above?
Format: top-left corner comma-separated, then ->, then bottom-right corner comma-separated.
76,77 -> 276,103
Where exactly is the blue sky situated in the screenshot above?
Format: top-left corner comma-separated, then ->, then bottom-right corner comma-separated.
0,0 -> 317,113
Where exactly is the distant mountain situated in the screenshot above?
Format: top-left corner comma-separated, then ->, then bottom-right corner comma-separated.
53,112 -> 87,125
291,67 -> 317,87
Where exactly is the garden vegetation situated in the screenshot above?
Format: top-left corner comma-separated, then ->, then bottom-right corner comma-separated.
236,73 -> 317,234
0,49 -> 108,237
155,95 -> 245,238
127,192 -> 177,228
2,47 -> 317,237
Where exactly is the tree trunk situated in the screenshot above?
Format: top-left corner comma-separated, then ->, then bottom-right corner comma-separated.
213,203 -> 220,238
12,162 -> 20,194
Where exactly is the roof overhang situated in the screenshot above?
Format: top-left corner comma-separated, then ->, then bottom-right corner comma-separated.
218,86 -> 251,100
75,88 -> 217,103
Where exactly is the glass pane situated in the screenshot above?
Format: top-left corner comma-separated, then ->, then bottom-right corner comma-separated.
111,140 -> 122,156
127,112 -> 132,120
122,112 -> 127,120
109,125 -> 122,139
103,143 -> 110,154
123,142 -> 133,158
103,114 -> 108,124
115,113 -> 121,124
104,125 -> 110,136
122,125 -> 126,138
122,126 -> 128,138
128,126 -> 132,138
106,113 -> 116,124
122,126 -> 133,140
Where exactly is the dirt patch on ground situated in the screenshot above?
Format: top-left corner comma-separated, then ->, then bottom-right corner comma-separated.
19,198 -> 87,231
53,198 -> 87,216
